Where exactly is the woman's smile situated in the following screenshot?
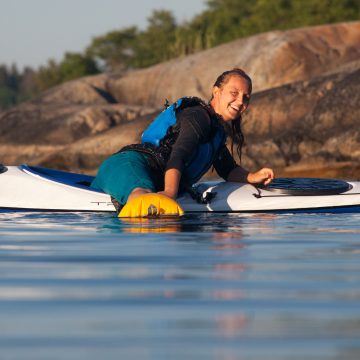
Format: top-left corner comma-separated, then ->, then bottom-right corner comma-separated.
211,75 -> 251,121
228,103 -> 241,117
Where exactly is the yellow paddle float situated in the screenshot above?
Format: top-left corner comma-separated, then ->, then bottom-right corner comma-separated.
118,193 -> 184,218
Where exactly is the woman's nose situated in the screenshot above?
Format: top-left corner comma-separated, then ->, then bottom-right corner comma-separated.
236,95 -> 244,105
236,92 -> 245,102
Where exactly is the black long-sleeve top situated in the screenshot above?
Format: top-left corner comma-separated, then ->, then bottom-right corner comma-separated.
119,102 -> 239,189
159,104 -> 238,180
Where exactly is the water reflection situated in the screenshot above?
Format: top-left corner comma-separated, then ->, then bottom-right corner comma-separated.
216,313 -> 248,339
114,212 -> 283,236
121,218 -> 183,233
0,211 -> 360,359
0,210 -> 291,236
114,213 -> 248,234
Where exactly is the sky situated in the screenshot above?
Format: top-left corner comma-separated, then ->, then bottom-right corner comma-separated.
0,0 -> 206,70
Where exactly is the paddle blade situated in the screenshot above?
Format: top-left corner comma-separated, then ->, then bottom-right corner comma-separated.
118,193 -> 184,218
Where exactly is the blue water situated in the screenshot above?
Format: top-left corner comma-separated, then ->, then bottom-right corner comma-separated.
0,211 -> 359,360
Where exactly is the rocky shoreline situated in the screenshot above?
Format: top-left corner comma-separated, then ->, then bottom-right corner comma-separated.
1,22 -> 359,179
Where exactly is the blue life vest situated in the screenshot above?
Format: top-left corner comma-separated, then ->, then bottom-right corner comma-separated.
141,97 -> 226,184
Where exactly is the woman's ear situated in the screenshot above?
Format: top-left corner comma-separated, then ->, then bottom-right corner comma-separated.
212,86 -> 220,99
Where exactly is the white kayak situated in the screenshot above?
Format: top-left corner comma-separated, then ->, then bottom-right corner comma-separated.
0,164 -> 359,213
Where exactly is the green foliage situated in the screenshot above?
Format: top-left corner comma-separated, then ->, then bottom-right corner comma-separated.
126,0 -> 359,64
202,0 -> 255,46
85,10 -> 178,70
18,67 -> 39,100
35,59 -> 62,91
0,86 -> 17,110
199,0 -> 360,46
59,52 -> 99,81
86,27 -> 138,71
34,54 -> 99,91
0,64 -> 37,110
129,10 -> 178,68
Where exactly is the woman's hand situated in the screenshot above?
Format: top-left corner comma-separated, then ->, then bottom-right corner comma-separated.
157,190 -> 177,200
247,168 -> 274,185
157,168 -> 181,200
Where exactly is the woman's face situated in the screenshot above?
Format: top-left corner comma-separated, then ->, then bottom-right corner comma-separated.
211,75 -> 251,122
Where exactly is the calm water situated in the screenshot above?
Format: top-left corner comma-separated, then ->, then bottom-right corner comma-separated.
0,211 -> 359,360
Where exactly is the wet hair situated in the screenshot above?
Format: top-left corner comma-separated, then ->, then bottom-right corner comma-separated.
211,68 -> 252,163
213,68 -> 252,93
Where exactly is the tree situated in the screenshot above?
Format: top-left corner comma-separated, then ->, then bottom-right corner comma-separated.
0,65 -> 8,86
34,54 -> 99,92
131,10 -> 178,68
203,0 -> 256,44
86,27 -> 139,71
18,67 -> 39,101
0,64 -> 26,109
202,0 -> 360,45
35,59 -> 62,91
0,86 -> 17,110
59,52 -> 99,82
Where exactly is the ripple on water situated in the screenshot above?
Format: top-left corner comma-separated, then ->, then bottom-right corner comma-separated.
0,211 -> 359,359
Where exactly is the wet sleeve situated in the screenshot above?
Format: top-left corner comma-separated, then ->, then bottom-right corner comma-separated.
213,145 -> 238,180
166,107 -> 212,173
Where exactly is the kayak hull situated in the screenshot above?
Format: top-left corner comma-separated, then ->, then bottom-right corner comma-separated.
0,165 -> 359,214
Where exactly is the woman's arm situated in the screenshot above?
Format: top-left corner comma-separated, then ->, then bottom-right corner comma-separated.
214,145 -> 274,185
157,168 -> 181,199
159,107 -> 212,199
227,166 -> 274,185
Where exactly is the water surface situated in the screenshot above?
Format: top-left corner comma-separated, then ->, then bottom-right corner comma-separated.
0,212 -> 359,359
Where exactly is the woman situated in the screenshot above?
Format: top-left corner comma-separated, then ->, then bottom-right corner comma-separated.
91,68 -> 274,217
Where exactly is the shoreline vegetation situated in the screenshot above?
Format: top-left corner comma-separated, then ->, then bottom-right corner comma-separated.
1,0 -> 360,110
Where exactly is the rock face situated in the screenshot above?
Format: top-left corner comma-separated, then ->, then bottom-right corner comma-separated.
0,22 -> 359,179
241,67 -> 360,179
0,74 -> 156,145
0,74 -> 158,173
108,22 -> 360,106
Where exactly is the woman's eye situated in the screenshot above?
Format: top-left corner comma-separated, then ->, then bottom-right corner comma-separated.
231,92 -> 237,96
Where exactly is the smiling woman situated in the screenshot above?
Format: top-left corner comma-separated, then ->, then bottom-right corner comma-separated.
211,68 -> 252,121
90,68 -> 275,217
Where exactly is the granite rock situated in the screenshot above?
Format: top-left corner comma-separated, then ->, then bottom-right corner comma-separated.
107,22 -> 360,106
0,22 -> 359,179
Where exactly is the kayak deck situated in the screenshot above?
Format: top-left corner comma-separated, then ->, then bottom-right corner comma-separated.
0,165 -> 359,213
